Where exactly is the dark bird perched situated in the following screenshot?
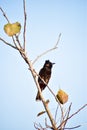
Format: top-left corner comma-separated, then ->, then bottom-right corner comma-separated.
36,60 -> 55,100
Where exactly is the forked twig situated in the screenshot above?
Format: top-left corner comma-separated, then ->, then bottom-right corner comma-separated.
32,33 -> 61,64
34,122 -> 46,130
58,104 -> 87,129
67,104 -> 87,121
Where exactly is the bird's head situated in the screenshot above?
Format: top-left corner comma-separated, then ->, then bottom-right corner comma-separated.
44,60 -> 55,69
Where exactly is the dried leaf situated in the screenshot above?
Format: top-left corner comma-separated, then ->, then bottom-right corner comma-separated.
56,89 -> 68,104
37,111 -> 46,117
4,22 -> 21,36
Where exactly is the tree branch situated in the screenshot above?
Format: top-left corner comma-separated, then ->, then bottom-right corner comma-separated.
0,7 -> 10,23
18,51 -> 58,130
15,35 -> 22,48
58,104 -> 87,129
64,125 -> 81,129
62,103 -> 72,129
0,37 -> 18,50
32,33 -> 61,64
55,105 -> 59,122
67,104 -> 87,121
23,0 -> 27,50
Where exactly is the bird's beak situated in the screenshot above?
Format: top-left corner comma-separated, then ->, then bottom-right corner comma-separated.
52,63 -> 55,65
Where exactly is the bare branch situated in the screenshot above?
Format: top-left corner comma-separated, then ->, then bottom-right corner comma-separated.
58,104 -> 87,129
32,33 -> 61,64
55,105 -> 59,122
23,0 -> 27,50
63,103 -> 72,129
0,7 -> 10,23
34,122 -> 41,130
15,35 -> 22,48
0,37 -> 18,50
34,122 -> 47,130
12,36 -> 18,48
15,51 -> 58,130
64,125 -> 81,129
65,103 -> 72,119
67,104 -> 87,121
54,33 -> 61,47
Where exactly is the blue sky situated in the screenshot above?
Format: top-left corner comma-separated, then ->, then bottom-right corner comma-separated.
0,0 -> 87,130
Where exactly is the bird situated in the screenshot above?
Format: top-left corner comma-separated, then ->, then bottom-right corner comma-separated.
36,60 -> 55,100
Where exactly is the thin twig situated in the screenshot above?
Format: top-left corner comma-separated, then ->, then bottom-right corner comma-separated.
67,104 -> 87,120
34,123 -> 40,130
15,35 -> 22,48
34,122 -> 47,130
63,103 -> 72,129
64,125 -> 81,129
23,0 -> 27,50
64,103 -> 72,120
54,33 -> 61,47
45,118 -> 55,130
0,37 -> 18,50
32,33 -> 61,64
55,105 -> 59,122
0,7 -> 10,23
12,36 -> 18,48
58,104 -> 87,129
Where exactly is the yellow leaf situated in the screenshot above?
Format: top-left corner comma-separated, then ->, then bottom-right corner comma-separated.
56,89 -> 68,104
4,22 -> 21,36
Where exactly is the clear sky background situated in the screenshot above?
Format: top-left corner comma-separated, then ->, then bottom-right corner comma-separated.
0,0 -> 87,130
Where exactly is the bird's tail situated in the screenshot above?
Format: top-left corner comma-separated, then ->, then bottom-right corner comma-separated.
36,91 -> 41,101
